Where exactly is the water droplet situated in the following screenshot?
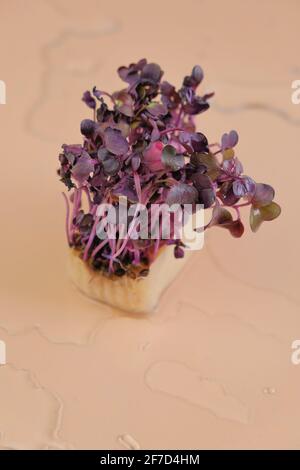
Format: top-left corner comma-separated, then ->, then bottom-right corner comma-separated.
117,434 -> 140,450
140,342 -> 150,351
263,387 -> 277,395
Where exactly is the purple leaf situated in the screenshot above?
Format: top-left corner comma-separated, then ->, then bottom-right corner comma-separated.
181,91 -> 210,115
232,176 -> 256,197
222,158 -> 243,177
227,219 -> 244,238
146,101 -> 168,117
72,152 -> 94,183
117,59 -> 147,85
131,155 -> 141,171
113,90 -> 134,117
252,183 -> 275,207
65,153 -> 75,165
160,81 -> 180,110
191,173 -> 212,191
210,205 -> 233,226
62,144 -> 83,157
112,177 -> 138,203
198,188 -> 216,208
90,174 -> 104,188
179,132 -> 208,153
191,132 -> 208,152
150,119 -> 160,142
160,81 -> 175,95
143,141 -> 164,172
80,119 -> 96,138
219,181 -> 240,206
191,65 -> 204,85
210,205 -> 243,236
97,147 -> 120,176
104,127 -> 129,156
141,63 -> 163,84
228,130 -> 239,148
221,130 -> 239,150
166,183 -> 198,205
82,91 -> 96,109
118,68 -> 138,85
102,157 -> 120,176
191,172 -> 215,208
174,246 -> 185,258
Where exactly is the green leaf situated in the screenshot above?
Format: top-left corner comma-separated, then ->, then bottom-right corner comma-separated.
146,101 -> 168,117
222,148 -> 235,160
210,205 -> 233,227
217,208 -> 233,225
162,145 -> 185,171
250,202 -> 281,232
191,152 -> 220,181
260,202 -> 281,221
250,206 -> 263,232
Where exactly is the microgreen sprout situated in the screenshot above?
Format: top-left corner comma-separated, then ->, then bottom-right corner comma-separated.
58,59 -> 281,277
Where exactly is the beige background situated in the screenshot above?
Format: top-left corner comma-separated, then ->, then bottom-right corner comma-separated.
0,0 -> 300,450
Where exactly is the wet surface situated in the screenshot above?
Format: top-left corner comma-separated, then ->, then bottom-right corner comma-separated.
0,0 -> 299,450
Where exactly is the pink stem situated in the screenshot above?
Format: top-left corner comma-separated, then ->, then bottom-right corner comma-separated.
112,204 -> 141,259
175,105 -> 183,127
134,171 -> 142,203
82,185 -> 93,212
62,192 -> 72,245
109,237 -> 116,273
91,238 -> 109,259
83,215 -> 100,261
70,187 -> 82,239
159,127 -> 185,137
232,201 -> 252,209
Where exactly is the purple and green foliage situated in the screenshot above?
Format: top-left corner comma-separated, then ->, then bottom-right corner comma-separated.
58,59 -> 280,277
